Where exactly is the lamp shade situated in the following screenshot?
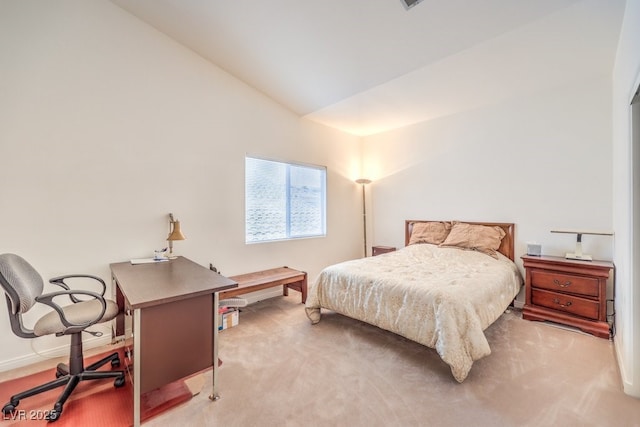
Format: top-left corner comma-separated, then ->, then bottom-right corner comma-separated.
167,220 -> 186,241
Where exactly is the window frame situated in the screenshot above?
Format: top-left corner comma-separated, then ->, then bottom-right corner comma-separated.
245,155 -> 327,244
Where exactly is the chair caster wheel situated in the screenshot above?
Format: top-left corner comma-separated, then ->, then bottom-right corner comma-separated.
55,365 -> 67,378
111,358 -> 121,368
3,401 -> 17,414
46,409 -> 61,422
114,376 -> 126,388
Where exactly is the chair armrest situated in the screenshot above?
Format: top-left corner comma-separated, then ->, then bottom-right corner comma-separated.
49,274 -> 107,303
35,289 -> 107,334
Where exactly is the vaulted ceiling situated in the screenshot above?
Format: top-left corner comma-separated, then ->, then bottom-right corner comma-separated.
110,0 -> 624,136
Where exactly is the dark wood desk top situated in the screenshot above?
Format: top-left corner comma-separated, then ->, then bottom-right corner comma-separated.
110,256 -> 237,309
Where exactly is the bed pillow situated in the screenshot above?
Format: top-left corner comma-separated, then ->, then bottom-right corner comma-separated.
408,221 -> 452,245
439,222 -> 506,258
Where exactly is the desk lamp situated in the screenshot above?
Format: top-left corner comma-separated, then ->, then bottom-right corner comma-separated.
167,213 -> 186,258
550,229 -> 614,261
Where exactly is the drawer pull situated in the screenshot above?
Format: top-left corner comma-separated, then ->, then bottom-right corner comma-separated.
553,279 -> 572,288
553,298 -> 573,308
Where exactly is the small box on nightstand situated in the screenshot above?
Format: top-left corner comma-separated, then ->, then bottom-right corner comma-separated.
526,243 -> 542,256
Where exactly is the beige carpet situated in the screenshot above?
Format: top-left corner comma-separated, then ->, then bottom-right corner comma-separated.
144,296 -> 638,427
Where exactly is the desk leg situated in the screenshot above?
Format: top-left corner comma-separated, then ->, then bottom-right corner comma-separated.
210,291 -> 221,401
133,308 -> 141,427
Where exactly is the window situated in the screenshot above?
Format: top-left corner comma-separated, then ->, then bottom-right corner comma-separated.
245,156 -> 326,243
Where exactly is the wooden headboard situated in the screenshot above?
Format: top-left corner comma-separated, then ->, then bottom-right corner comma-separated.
404,220 -> 516,261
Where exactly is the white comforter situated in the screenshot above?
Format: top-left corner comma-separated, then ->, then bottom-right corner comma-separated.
305,244 -> 523,382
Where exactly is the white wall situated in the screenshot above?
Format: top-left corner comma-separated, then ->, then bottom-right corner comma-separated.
362,76 -> 614,268
612,0 -> 640,398
0,0 -> 362,370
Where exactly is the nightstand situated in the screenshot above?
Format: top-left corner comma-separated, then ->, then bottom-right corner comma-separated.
372,246 -> 396,256
521,255 -> 613,339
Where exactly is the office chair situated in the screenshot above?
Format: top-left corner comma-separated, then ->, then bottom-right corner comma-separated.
0,254 -> 125,422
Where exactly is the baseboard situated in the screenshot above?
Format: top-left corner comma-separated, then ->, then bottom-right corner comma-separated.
614,335 -> 640,397
513,288 -> 525,309
241,287 -> 286,304
0,334 -> 113,373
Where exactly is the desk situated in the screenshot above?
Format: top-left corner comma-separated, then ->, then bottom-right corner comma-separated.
110,257 -> 237,426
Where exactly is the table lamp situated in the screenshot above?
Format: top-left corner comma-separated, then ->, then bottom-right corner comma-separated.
550,229 -> 614,261
167,213 -> 186,258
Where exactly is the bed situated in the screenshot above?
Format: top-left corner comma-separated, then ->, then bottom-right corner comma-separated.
305,220 -> 523,382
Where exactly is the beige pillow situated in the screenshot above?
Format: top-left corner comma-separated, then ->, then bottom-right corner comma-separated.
439,222 -> 506,258
408,221 -> 452,245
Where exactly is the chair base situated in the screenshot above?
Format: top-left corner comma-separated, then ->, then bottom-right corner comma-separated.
2,335 -> 125,422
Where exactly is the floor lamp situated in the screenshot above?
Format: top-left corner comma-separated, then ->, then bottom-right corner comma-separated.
356,178 -> 372,257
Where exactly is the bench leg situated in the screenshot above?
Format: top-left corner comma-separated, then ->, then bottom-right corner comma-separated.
283,278 -> 308,304
300,276 -> 307,304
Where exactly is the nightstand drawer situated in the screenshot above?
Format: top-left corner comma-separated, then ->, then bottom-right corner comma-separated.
530,270 -> 599,298
531,288 -> 599,320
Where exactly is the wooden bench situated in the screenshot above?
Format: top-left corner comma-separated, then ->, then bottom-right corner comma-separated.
220,266 -> 307,304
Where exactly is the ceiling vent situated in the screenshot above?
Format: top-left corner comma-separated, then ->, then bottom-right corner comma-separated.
401,0 -> 424,10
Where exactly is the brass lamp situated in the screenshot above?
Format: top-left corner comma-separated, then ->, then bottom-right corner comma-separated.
167,213 -> 186,258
